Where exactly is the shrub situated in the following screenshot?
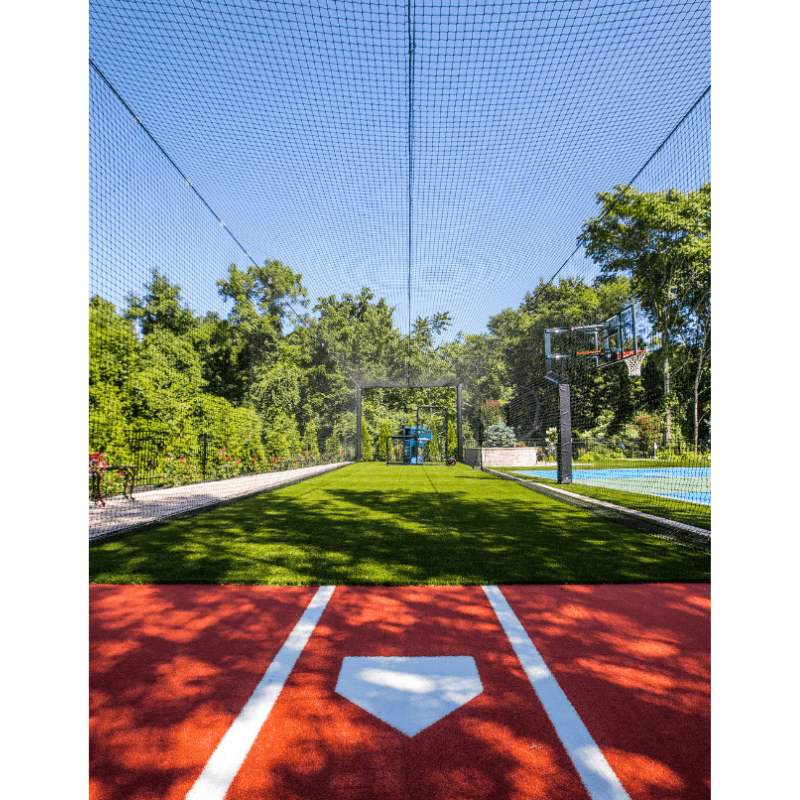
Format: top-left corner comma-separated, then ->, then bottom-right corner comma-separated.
361,420 -> 373,461
160,456 -> 203,487
377,420 -> 391,462
448,420 -> 458,458
484,421 -> 517,447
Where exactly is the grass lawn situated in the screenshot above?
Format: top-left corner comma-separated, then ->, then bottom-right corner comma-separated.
89,462 -> 710,586
491,465 -> 711,531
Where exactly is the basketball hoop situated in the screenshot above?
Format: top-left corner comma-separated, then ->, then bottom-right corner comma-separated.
625,350 -> 646,377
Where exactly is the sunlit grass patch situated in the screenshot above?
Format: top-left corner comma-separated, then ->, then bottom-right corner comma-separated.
89,462 -> 710,586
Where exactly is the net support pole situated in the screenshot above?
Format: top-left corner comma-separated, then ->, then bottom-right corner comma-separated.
355,385 -> 362,462
457,384 -> 463,462
557,383 -> 572,484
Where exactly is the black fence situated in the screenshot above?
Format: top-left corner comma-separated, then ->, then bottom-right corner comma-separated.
89,425 -> 351,496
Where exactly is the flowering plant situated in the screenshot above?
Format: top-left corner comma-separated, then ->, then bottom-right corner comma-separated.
160,455 -> 202,487
89,451 -> 108,470
89,451 -> 129,499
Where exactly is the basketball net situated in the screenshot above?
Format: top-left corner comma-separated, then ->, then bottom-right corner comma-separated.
625,350 -> 646,377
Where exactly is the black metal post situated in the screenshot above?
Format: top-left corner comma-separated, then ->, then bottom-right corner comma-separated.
201,432 -> 208,479
457,384 -> 463,462
355,385 -> 362,462
557,383 -> 572,484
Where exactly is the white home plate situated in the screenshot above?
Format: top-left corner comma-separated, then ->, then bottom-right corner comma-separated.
335,656 -> 483,737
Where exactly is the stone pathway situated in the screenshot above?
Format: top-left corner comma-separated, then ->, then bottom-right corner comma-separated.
89,462 -> 352,542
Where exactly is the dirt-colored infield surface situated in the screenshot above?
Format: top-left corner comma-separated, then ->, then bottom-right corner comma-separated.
90,583 -> 710,800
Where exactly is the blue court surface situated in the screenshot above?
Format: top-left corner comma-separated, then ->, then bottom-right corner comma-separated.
514,467 -> 711,505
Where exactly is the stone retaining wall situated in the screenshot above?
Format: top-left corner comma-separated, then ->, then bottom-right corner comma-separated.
479,447 -> 539,467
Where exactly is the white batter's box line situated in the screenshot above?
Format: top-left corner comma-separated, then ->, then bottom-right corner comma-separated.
482,585 -> 632,800
185,585 -> 336,800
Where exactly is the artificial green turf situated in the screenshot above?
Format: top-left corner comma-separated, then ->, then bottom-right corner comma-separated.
88,462 -> 710,586
491,466 -> 711,530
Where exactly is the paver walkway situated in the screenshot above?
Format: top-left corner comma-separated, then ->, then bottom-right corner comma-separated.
89,462 -> 352,542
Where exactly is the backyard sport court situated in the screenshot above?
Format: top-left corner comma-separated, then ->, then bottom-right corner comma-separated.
89,463 -> 710,800
90,582 -> 709,800
85,1 -> 717,796
516,467 -> 712,506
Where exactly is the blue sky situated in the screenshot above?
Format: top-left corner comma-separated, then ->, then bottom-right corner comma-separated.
89,0 -> 710,347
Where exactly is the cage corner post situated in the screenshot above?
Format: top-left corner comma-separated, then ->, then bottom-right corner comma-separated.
557,382 -> 572,484
457,383 -> 463,462
355,384 -> 362,462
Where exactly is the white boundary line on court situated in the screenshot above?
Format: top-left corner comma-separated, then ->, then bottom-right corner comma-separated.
185,585 -> 335,800
483,585 -> 632,800
482,466 -> 710,536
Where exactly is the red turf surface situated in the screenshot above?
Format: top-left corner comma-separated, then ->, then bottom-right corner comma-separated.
502,584 -> 710,800
89,583 -> 710,800
89,585 -> 318,800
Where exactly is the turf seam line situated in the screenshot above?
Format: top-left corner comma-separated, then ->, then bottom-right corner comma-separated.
184,585 -> 335,800
482,585 -> 632,800
481,466 -> 711,536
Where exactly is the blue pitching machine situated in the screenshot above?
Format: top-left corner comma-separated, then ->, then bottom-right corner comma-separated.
401,425 -> 433,464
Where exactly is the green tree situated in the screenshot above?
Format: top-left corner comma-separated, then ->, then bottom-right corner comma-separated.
579,183 -> 711,447
217,260 -> 307,331
360,420 -> 373,461
214,260 -> 308,407
191,313 -> 249,405
89,297 -> 140,451
263,409 -> 302,459
311,287 -> 403,383
635,413 -> 663,456
484,276 -> 633,442
301,415 -> 319,454
426,415 -> 439,462
377,420 -> 391,462
126,329 -> 206,431
447,418 -> 458,460
124,270 -> 197,337
248,342 -> 303,438
485,421 -> 517,447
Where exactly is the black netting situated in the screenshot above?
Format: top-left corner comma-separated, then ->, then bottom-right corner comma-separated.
89,0 -> 710,538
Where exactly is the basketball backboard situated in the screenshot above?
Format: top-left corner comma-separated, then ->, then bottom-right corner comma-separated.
597,303 -> 644,369
544,302 -> 645,382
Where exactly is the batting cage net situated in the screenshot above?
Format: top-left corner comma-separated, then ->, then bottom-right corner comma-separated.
89,0 -> 710,541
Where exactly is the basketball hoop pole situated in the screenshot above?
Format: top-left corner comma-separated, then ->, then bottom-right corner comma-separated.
557,383 -> 572,484
543,303 -> 642,482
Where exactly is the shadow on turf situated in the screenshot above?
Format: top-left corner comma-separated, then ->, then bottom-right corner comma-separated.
88,476 -> 711,586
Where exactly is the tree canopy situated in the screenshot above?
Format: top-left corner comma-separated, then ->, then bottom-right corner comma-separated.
90,184 -> 711,473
